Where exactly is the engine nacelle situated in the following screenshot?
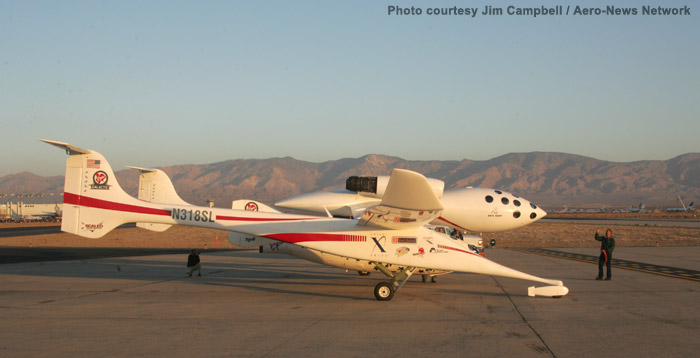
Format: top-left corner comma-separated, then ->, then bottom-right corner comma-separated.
346,175 -> 444,199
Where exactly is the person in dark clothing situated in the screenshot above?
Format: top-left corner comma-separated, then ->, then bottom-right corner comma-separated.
594,228 -> 615,280
186,249 -> 201,277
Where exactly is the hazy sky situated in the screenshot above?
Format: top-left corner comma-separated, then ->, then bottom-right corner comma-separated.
2,0 -> 698,177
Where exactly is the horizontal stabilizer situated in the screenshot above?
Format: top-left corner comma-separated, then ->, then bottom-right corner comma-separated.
39,139 -> 91,155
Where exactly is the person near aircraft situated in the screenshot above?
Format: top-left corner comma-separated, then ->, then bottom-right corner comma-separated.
594,228 -> 615,280
186,249 -> 202,277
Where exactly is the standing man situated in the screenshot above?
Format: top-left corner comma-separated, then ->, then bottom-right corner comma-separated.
594,228 -> 615,280
186,249 -> 202,277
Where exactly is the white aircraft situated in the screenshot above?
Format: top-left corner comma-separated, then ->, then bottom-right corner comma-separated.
240,175 -> 545,279
666,196 -> 694,212
274,176 -> 546,232
628,203 -> 647,213
41,139 -> 568,300
130,171 -> 486,282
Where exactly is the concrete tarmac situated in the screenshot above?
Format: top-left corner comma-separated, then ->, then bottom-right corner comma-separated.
1,247 -> 698,357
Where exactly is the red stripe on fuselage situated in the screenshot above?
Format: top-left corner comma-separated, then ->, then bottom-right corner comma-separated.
63,192 -> 172,216
63,192 -> 320,223
215,215 -> 313,222
438,244 -> 480,257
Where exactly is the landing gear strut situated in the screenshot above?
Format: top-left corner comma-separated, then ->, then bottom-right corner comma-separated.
421,274 -> 437,283
372,263 -> 417,301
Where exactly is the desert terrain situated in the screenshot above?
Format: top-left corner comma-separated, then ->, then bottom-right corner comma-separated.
1,212 -> 698,250
483,211 -> 700,248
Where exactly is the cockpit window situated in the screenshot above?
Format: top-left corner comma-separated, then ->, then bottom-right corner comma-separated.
530,203 -> 537,209
513,211 -> 521,218
514,200 -> 521,207
530,212 -> 537,219
485,195 -> 493,203
495,190 -> 502,194
501,197 -> 509,205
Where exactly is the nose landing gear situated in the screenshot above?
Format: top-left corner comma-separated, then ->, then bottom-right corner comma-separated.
372,263 -> 417,301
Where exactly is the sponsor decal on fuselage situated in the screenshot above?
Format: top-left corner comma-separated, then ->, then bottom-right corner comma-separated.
392,237 -> 417,244
488,207 -> 502,218
90,171 -> 111,190
84,222 -> 104,232
413,247 -> 425,257
245,202 -> 259,211
370,236 -> 389,258
396,246 -> 410,257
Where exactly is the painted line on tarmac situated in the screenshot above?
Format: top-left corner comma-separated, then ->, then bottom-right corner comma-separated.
508,248 -> 700,283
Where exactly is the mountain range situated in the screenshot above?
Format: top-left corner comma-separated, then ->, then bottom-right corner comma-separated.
1,152 -> 699,208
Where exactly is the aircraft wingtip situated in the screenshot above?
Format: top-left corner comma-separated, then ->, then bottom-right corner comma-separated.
39,139 -> 91,155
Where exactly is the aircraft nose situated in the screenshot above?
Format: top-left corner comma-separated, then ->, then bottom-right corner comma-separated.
536,206 -> 547,219
529,203 -> 546,221
275,195 -> 312,211
275,196 -> 298,208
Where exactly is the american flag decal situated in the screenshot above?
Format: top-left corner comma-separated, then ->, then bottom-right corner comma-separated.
87,159 -> 101,169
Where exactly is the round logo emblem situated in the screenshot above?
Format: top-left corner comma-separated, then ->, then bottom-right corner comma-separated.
93,171 -> 109,185
244,202 -> 259,211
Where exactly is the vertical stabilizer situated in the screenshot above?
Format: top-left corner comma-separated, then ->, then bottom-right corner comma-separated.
127,167 -> 190,206
41,139 -> 151,238
127,166 -> 188,232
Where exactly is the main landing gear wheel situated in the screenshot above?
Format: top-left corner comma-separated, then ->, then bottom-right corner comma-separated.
374,282 -> 395,301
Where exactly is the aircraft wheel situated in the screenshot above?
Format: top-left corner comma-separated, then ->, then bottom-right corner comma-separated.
357,271 -> 370,276
374,282 -> 395,301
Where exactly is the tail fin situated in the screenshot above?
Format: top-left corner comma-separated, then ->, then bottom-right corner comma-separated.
127,166 -> 190,206
127,166 -> 190,232
41,139 -> 169,238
